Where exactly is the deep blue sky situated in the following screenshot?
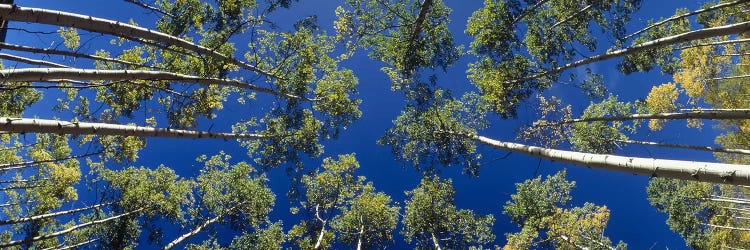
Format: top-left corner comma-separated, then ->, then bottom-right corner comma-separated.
4,0 -> 728,249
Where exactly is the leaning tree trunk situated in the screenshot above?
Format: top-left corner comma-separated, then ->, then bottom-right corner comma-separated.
0,201 -> 116,226
0,150 -> 102,171
615,139 -> 750,155
0,4 -> 277,78
550,2 -> 596,29
623,0 -> 749,40
162,214 -> 223,250
0,68 -> 307,100
506,21 -> 750,85
0,208 -> 144,248
0,53 -> 69,68
541,109 -> 750,126
469,134 -> 750,185
0,42 -> 161,69
0,117 -> 274,140
512,0 -> 552,25
42,238 -> 98,250
430,232 -> 442,250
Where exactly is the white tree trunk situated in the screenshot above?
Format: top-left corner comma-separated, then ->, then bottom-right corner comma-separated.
545,109 -> 750,125
0,117 -> 273,140
615,139 -> 750,155
0,42 -> 161,69
472,134 -> 750,185
1,150 -> 101,170
162,214 -> 223,250
430,232 -> 442,250
0,208 -> 143,248
675,37 -> 750,50
0,201 -> 115,225
0,4 -> 276,78
702,223 -> 750,231
551,3 -> 596,29
623,0 -> 749,40
0,68 -> 307,100
507,21 -> 750,85
0,53 -> 69,68
357,224 -> 364,250
512,0 -> 552,25
40,238 -> 98,250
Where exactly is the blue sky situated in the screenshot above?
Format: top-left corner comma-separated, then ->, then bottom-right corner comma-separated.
4,0 -> 730,249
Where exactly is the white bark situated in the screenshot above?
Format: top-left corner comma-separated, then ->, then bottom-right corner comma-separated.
544,109 -> 750,125
0,4 -> 277,78
709,74 -> 750,81
0,208 -> 143,248
0,42 -> 161,69
512,0 -> 552,25
314,204 -> 327,249
0,150 -> 101,170
357,224 -> 364,250
41,238 -> 98,250
162,214 -> 223,250
0,53 -> 68,68
471,134 -> 750,185
0,68 -> 307,100
0,201 -> 115,225
507,21 -> 750,85
702,223 -> 750,231
124,0 -> 172,17
623,0 -> 749,41
615,139 -> 750,155
551,3 -> 595,29
675,38 -> 750,50
430,232 -> 442,250
709,196 -> 750,206
0,117 -> 274,140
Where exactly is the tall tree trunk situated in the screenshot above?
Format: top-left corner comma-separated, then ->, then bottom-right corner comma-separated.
0,201 -> 115,225
623,0 -> 749,40
123,0 -> 172,17
356,224 -> 364,250
708,196 -> 750,206
615,139 -> 750,155
709,74 -> 750,81
702,223 -> 750,231
551,3 -> 596,29
430,232 -> 442,250
0,68 -> 308,101
541,109 -> 750,126
0,150 -> 102,170
467,133 -> 750,185
0,4 -> 278,78
162,214 -> 223,250
40,238 -> 98,250
314,204 -> 328,249
0,42 -> 161,69
512,0 -> 552,25
0,208 -> 143,248
675,37 -> 750,50
0,53 -> 69,68
506,21 -> 750,85
0,117 -> 274,140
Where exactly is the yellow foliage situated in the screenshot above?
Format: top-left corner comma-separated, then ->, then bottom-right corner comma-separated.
645,83 -> 679,130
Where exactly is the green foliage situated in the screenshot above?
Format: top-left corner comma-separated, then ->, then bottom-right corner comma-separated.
331,183 -> 399,249
647,178 -> 713,249
503,170 -> 625,249
569,96 -> 633,153
380,90 -> 490,175
402,176 -> 495,249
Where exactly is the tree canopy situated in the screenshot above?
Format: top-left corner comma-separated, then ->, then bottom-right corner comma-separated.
0,0 -> 749,249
